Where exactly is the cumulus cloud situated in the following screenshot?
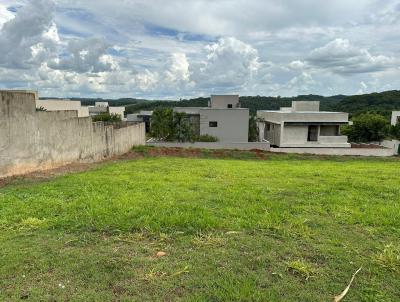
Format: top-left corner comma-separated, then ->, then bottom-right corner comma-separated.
307,38 -> 395,75
0,0 -> 56,69
50,38 -> 116,73
190,37 -> 260,90
0,0 -> 399,98
164,53 -> 190,85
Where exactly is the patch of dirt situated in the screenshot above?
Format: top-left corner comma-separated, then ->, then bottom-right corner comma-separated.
0,157 -> 125,189
0,147 -> 270,188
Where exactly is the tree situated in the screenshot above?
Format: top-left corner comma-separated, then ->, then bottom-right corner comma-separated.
341,113 -> 390,142
173,112 -> 194,142
248,115 -> 259,142
150,108 -> 174,140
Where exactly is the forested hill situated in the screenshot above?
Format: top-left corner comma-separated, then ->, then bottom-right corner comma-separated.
42,90 -> 400,118
123,91 -> 400,117
123,95 -> 346,114
333,90 -> 400,118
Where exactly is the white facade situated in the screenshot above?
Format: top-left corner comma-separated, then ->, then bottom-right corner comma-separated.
257,101 -> 350,148
391,111 -> 400,125
174,95 -> 249,142
36,99 -> 89,117
88,102 -> 126,119
109,106 -> 125,117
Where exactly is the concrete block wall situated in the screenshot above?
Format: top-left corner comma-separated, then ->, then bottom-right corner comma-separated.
0,91 -> 145,177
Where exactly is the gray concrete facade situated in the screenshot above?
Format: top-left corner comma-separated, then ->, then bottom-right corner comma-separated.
199,108 -> 249,142
175,95 -> 249,142
257,101 -> 350,148
0,90 -> 145,178
209,95 -> 240,109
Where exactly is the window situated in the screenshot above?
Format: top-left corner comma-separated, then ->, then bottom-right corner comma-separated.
320,125 -> 339,136
227,104 -> 233,108
209,121 -> 218,127
266,123 -> 271,131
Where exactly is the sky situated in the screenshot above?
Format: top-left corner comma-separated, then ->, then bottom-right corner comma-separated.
0,0 -> 399,99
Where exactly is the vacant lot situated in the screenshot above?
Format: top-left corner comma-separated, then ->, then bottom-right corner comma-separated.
1,154 -> 399,301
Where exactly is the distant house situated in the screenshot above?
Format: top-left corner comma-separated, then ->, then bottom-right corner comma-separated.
391,111 -> 400,126
174,95 -> 249,142
257,101 -> 350,148
36,99 -> 89,117
88,102 -> 125,119
127,111 -> 153,133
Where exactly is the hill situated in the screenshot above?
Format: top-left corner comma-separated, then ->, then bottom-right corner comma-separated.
124,95 -> 346,115
117,91 -> 400,118
334,90 -> 400,118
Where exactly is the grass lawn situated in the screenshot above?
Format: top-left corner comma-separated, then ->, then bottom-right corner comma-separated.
0,153 -> 399,301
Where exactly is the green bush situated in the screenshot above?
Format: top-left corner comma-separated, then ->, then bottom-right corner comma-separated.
92,113 -> 122,122
197,134 -> 218,142
341,113 -> 390,142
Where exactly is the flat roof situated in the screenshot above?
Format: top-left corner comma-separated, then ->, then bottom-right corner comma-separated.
258,110 -> 347,114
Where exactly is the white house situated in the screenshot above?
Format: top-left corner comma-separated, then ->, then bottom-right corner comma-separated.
36,99 -> 89,117
257,101 -> 350,148
88,102 -> 125,119
391,111 -> 400,126
174,95 -> 249,142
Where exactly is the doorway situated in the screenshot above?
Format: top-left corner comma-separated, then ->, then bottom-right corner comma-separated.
307,125 -> 318,142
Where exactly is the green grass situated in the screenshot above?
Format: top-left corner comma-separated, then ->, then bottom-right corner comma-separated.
1,156 -> 399,301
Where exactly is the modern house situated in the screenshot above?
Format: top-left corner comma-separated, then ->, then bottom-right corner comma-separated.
36,99 -> 89,117
127,111 -> 153,133
257,101 -> 350,148
88,102 -> 125,119
391,111 -> 400,126
174,95 -> 249,142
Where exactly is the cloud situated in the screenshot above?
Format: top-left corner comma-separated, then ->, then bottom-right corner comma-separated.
50,37 -> 116,73
164,53 -> 190,85
288,60 -> 306,71
0,0 -> 399,98
306,38 -> 396,75
190,37 -> 260,90
0,3 -> 14,28
0,0 -> 56,69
